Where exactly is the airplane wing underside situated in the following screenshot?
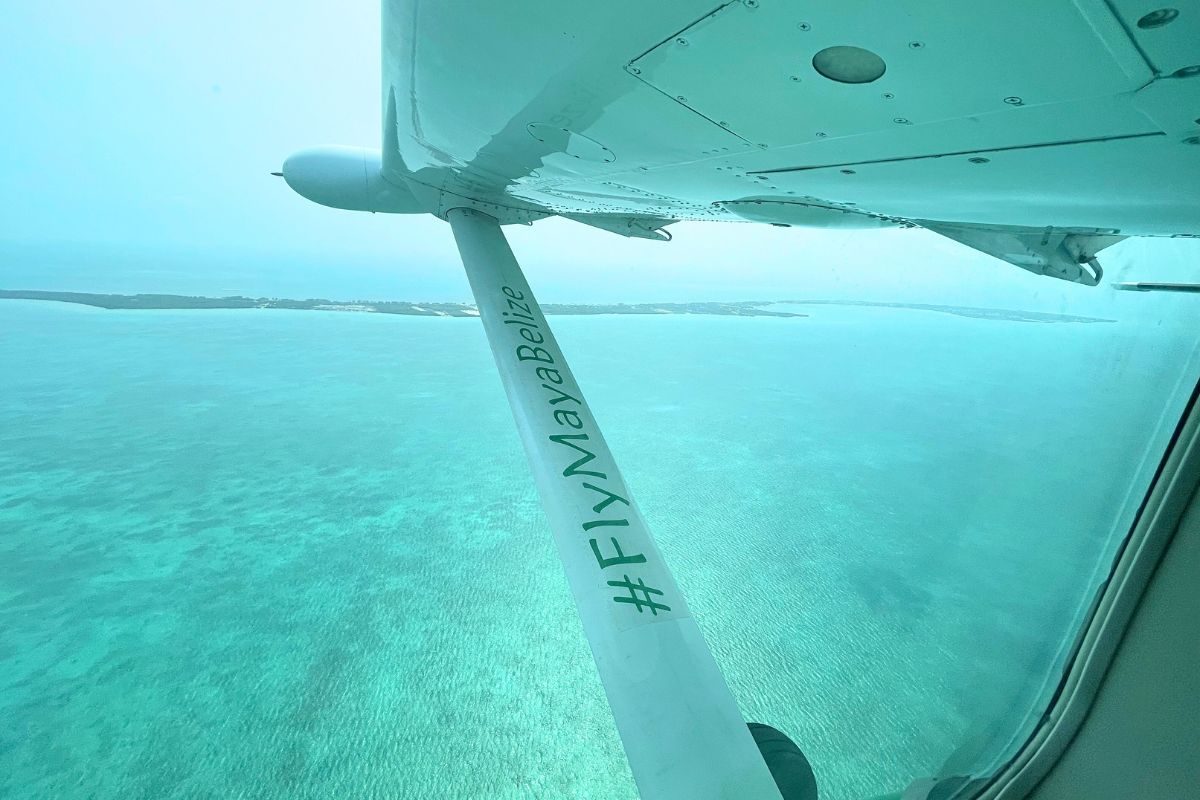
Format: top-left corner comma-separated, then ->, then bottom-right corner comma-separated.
278,5 -> 1200,796
377,0 -> 1200,283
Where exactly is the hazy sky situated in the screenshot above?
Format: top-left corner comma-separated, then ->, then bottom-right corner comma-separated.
0,1 -> 1190,308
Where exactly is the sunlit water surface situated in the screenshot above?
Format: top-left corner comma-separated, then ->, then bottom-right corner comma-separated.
0,300 -> 1188,799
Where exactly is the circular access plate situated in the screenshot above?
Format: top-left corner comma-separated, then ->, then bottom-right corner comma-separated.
812,45 -> 887,84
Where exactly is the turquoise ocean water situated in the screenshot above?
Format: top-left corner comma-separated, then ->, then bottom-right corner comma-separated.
0,300 -> 1192,799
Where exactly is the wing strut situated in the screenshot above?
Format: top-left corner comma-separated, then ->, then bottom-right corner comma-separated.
447,208 -> 786,800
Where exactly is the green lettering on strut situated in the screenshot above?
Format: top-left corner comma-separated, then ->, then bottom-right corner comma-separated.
582,518 -> 630,531
541,383 -> 581,405
505,297 -> 535,318
608,575 -> 671,615
581,482 -> 630,514
516,344 -> 554,363
548,433 -> 607,479
497,285 -> 660,598
553,409 -> 584,429
590,537 -> 647,569
519,327 -> 545,344
535,366 -> 564,385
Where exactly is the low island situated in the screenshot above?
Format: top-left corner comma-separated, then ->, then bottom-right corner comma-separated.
0,290 -> 1115,323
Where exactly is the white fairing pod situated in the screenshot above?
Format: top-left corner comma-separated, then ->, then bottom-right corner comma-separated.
282,146 -> 422,213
